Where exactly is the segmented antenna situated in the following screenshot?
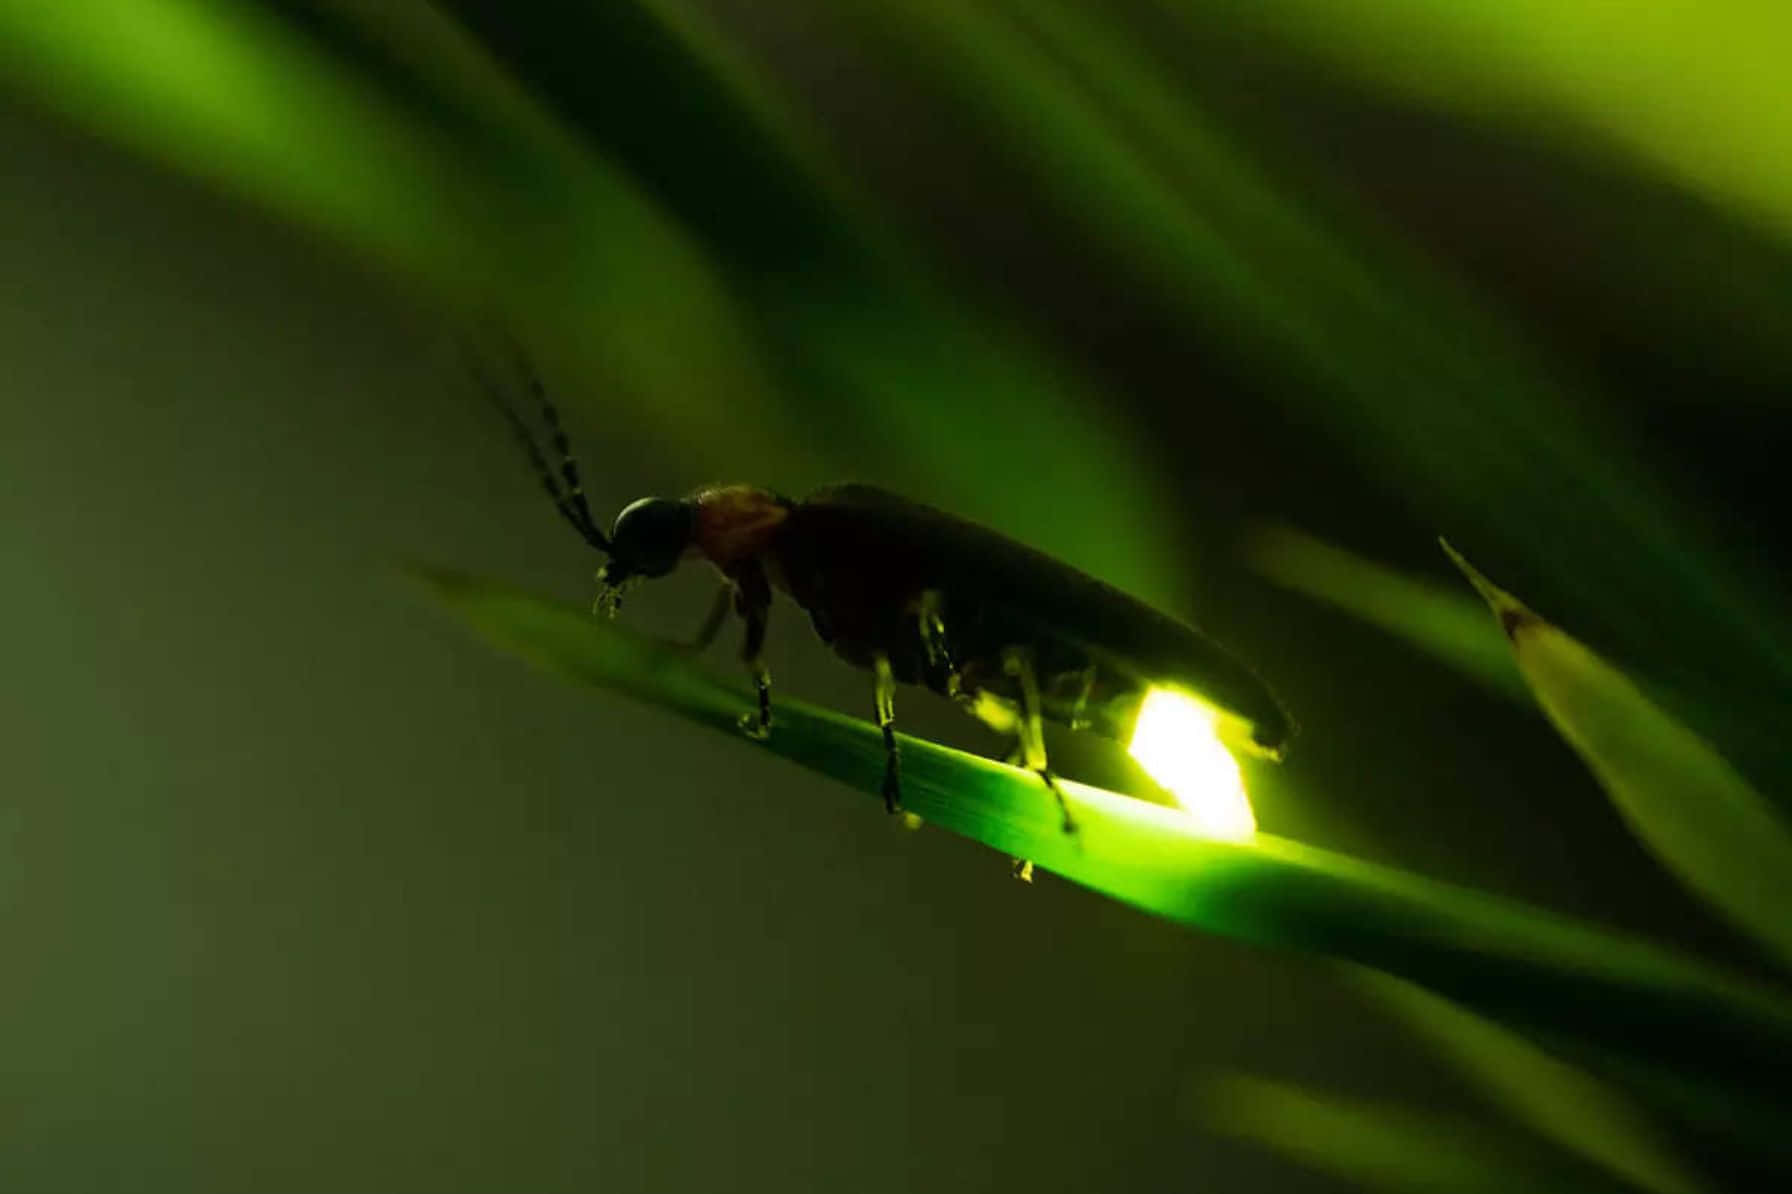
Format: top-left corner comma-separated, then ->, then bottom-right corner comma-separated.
463,335 -> 610,552
509,343 -> 600,544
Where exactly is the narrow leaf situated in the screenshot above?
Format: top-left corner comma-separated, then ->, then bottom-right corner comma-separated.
1442,540 -> 1792,969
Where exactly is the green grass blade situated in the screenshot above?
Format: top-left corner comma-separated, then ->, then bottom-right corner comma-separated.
1362,973 -> 1710,1194
1443,542 -> 1792,970
416,568 -> 1792,1101
1198,1074 -> 1629,1194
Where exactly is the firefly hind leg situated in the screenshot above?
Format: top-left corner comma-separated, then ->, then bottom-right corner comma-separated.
1065,665 -> 1098,731
959,691 -> 1044,880
734,563 -> 773,740
873,652 -> 902,814
1003,648 -> 1077,834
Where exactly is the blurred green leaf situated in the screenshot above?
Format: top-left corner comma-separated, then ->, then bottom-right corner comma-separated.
1199,1073 -> 1626,1194
1445,541 -> 1792,970
1180,0 -> 1792,248
0,0 -> 791,465
1580,1047 -> 1792,1182
1363,972 -> 1709,1194
1246,525 -> 1525,699
417,567 -> 1792,1100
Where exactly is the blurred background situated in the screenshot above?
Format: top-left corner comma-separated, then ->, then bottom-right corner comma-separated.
3,2 -> 1788,1190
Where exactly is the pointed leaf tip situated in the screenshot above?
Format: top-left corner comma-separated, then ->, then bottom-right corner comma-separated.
1439,538 -> 1535,638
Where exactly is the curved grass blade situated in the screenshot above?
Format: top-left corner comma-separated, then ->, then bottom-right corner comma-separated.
1442,541 -> 1792,970
1361,972 -> 1709,1194
415,568 -> 1792,1101
1198,1074 -> 1631,1194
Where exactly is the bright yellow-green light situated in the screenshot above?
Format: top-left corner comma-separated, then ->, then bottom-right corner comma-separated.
1128,688 -> 1257,840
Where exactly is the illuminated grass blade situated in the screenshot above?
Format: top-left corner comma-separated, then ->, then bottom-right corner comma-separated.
417,569 -> 1792,1100
1442,541 -> 1792,969
1362,973 -> 1709,1194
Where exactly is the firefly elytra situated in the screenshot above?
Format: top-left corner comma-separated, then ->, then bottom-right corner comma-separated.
471,347 -> 1292,829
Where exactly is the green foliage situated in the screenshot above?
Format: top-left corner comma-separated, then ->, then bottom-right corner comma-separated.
1251,530 -> 1792,1184
11,0 -> 1792,1186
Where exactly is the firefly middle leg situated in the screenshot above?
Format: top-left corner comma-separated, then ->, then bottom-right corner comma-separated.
915,589 -> 961,699
1003,647 -> 1077,834
684,583 -> 733,653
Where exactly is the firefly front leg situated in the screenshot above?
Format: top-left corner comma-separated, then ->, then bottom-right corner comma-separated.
734,562 -> 773,740
872,652 -> 902,814
1003,647 -> 1077,834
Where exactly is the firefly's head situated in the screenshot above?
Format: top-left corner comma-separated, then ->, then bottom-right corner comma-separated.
469,342 -> 698,617
597,497 -> 696,598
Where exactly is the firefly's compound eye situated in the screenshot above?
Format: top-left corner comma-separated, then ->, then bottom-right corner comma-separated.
607,497 -> 696,580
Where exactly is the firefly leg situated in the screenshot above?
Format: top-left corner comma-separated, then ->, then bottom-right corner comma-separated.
734,563 -> 773,740
916,589 -> 961,698
1066,665 -> 1098,731
1003,648 -> 1077,834
872,652 -> 902,814
683,584 -> 733,653
962,692 -> 1040,879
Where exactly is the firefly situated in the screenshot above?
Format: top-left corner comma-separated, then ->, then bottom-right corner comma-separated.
474,347 -> 1290,834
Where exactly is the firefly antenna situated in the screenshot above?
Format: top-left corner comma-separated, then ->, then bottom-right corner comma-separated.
509,342 -> 601,547
463,335 -> 610,552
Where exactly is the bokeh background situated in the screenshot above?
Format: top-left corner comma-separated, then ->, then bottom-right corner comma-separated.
3,3 -> 1789,1191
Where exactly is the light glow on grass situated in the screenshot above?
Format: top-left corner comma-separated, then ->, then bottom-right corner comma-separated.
1128,688 -> 1257,840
